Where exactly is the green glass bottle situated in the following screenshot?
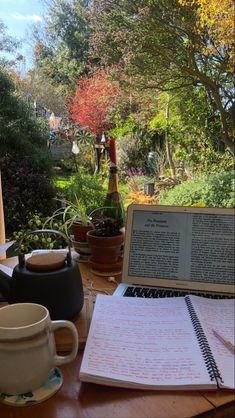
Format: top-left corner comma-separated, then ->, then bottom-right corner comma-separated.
103,164 -> 125,231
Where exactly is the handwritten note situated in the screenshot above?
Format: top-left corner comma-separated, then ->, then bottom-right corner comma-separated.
189,296 -> 235,389
80,295 -> 213,389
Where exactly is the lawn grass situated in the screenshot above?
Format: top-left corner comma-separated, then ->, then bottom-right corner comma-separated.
53,175 -> 75,189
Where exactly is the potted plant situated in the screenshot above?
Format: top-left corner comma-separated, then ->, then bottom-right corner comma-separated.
44,195 -> 94,244
86,208 -> 125,275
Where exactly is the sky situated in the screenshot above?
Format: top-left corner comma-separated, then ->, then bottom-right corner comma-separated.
0,0 -> 47,71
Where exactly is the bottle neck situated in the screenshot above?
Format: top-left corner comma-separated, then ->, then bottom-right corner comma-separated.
107,166 -> 119,194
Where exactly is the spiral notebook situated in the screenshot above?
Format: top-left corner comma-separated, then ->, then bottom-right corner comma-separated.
114,204 -> 235,298
80,294 -> 235,390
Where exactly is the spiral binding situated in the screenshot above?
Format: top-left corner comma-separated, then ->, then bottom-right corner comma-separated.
185,296 -> 223,383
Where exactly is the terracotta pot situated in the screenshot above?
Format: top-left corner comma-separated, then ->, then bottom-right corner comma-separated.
87,230 -> 124,264
73,241 -> 91,255
89,256 -> 123,272
71,223 -> 93,243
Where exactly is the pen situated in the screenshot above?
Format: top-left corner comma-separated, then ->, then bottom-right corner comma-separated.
212,329 -> 235,354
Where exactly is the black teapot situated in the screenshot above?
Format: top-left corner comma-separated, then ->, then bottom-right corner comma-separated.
0,229 -> 84,320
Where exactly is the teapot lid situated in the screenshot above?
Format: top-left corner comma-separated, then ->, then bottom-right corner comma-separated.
26,253 -> 65,272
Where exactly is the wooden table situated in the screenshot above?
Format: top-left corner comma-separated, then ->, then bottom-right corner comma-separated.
0,257 -> 234,418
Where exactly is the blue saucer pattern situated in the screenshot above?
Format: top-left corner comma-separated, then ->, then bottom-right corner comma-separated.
0,367 -> 63,406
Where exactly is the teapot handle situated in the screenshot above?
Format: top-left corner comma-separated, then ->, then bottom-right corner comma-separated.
18,229 -> 72,267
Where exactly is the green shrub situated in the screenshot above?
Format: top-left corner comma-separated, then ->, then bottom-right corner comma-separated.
159,171 -> 235,208
117,132 -> 155,180
0,69 -> 57,238
0,70 -> 50,166
64,169 -> 106,213
1,153 -> 57,237
10,213 -> 64,256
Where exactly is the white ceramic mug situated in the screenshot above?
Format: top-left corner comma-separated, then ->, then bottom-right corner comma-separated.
0,303 -> 79,394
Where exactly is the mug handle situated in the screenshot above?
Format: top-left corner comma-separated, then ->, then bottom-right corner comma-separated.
50,320 -> 79,365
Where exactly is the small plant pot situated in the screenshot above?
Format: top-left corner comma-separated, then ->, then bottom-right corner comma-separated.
71,223 -> 94,243
87,230 -> 124,264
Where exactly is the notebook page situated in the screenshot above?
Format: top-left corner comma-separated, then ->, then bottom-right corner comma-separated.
80,295 -> 214,389
188,296 -> 235,389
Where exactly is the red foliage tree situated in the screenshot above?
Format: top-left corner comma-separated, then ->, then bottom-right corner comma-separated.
70,69 -> 121,134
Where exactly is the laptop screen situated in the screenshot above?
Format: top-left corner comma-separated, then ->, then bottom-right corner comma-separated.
122,204 -> 235,295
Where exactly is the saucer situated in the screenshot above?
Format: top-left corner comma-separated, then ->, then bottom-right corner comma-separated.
89,256 -> 123,275
0,367 -> 63,407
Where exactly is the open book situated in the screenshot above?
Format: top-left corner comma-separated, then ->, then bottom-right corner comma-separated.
79,295 -> 235,390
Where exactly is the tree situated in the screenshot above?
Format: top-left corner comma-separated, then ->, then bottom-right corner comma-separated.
0,69 -> 50,163
0,69 -> 56,236
0,19 -> 20,67
22,67 -> 68,116
179,0 -> 234,60
0,71 -> 47,156
32,0 -> 92,93
89,0 -> 234,154
70,68 -> 122,134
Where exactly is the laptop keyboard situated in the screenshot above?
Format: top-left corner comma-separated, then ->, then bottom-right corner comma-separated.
123,286 -> 233,299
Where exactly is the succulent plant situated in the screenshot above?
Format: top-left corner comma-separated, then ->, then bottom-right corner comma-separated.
92,217 -> 122,237
89,207 -> 123,237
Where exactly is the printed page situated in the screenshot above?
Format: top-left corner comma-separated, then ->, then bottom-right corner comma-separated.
188,214 -> 234,284
80,295 -> 215,389
128,211 -> 189,279
188,296 -> 235,389
127,210 -> 234,286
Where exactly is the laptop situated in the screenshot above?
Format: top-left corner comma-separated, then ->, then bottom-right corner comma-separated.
114,204 -> 235,298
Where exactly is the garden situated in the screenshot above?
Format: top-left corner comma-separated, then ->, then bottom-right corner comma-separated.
0,0 -> 234,256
